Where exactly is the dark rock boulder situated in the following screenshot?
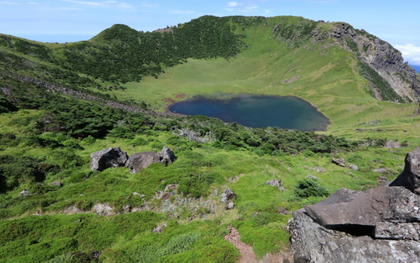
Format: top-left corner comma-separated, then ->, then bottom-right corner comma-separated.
332,158 -> 346,167
90,147 -> 128,171
160,146 -> 176,165
126,146 -> 177,173
390,145 -> 420,194
126,152 -> 161,174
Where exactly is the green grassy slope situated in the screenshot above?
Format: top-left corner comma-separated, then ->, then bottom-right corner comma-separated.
1,15 -> 420,262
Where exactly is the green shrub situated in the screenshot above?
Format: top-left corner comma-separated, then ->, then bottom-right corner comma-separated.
294,178 -> 329,198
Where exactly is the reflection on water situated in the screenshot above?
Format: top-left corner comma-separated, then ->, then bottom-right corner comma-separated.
169,95 -> 330,131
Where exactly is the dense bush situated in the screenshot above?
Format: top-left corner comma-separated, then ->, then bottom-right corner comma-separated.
294,178 -> 329,198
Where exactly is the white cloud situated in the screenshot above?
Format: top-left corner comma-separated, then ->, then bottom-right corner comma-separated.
28,2 -> 39,5
395,44 -> 420,66
142,2 -> 159,8
56,7 -> 82,10
63,0 -> 115,6
225,1 -> 258,12
264,9 -> 270,13
118,2 -> 134,9
170,10 -> 195,14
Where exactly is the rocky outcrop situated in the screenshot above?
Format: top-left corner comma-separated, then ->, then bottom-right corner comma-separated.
288,146 -> 420,263
126,152 -> 161,173
221,188 -> 237,210
308,22 -> 420,101
390,145 -> 420,194
266,179 -> 285,191
126,147 -> 177,173
332,158 -> 346,167
160,146 -> 177,165
288,210 -> 420,263
90,147 -> 128,171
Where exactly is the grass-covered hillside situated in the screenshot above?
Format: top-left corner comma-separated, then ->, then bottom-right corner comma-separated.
1,15 -> 420,262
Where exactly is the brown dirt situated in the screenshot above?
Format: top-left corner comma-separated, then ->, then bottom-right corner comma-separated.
224,227 -> 293,263
175,93 -> 186,99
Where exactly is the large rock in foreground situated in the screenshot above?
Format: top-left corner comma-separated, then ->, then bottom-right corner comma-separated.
90,147 -> 128,171
126,152 -> 161,174
288,145 -> 420,262
390,145 -> 420,194
288,210 -> 420,263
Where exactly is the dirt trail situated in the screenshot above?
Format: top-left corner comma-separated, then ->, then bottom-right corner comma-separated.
224,227 -> 293,263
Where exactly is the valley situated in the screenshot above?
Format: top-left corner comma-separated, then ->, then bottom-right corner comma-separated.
0,15 -> 420,262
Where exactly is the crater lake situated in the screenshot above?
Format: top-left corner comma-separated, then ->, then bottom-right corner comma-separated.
168,95 -> 330,131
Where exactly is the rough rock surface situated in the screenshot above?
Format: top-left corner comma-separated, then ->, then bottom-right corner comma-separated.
160,146 -> 177,165
92,203 -> 115,216
50,182 -> 62,187
307,22 -> 420,101
265,179 -> 285,191
384,140 -> 401,149
332,158 -> 346,167
304,186 -> 420,227
90,147 -> 128,171
349,164 -> 358,171
19,189 -> 30,196
221,188 -> 237,204
289,146 -> 420,262
126,152 -> 161,174
390,145 -> 420,194
288,210 -> 420,263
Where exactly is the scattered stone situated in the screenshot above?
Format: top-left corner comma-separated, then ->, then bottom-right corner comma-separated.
50,182 -> 62,187
315,166 -> 326,173
384,140 -> 401,149
349,164 -> 358,171
152,223 -> 167,233
377,176 -> 388,184
266,179 -> 285,191
373,168 -> 390,173
92,251 -> 102,259
332,158 -> 346,167
164,184 -> 177,192
390,145 -> 420,194
92,203 -> 115,216
126,152 -> 161,173
226,202 -> 235,210
277,207 -> 289,215
90,147 -> 128,171
19,189 -> 30,196
221,188 -> 237,204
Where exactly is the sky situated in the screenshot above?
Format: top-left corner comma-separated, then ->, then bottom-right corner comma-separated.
1,0 -> 420,65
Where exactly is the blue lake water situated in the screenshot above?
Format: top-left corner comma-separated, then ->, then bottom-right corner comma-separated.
169,95 -> 330,131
